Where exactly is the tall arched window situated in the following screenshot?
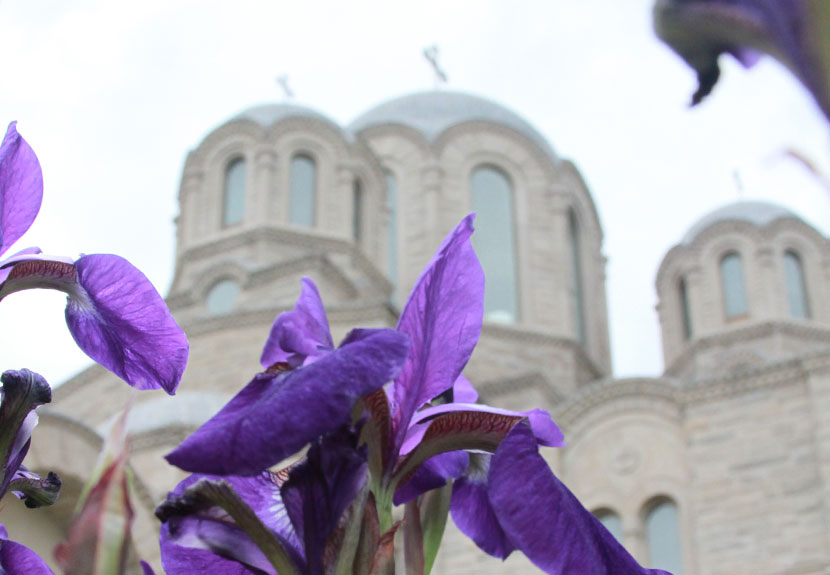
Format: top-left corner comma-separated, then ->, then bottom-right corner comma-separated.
471,166 -> 518,323
592,508 -> 623,543
352,178 -> 363,243
569,208 -> 586,344
645,498 -> 683,574
385,171 -> 398,299
720,252 -> 748,318
289,154 -> 316,227
679,277 -> 692,340
784,250 -> 809,318
223,158 -> 246,226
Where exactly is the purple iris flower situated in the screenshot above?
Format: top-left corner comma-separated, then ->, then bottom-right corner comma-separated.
654,0 -> 830,121
0,525 -> 55,575
0,369 -> 61,509
164,280 -> 409,476
0,122 -> 188,394
158,425 -> 368,575
352,215 -> 667,573
0,370 -> 59,575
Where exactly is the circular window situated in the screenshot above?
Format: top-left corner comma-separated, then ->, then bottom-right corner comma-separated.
206,279 -> 240,315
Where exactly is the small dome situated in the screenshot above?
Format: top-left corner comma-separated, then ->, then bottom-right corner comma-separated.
232,103 -> 342,132
348,91 -> 556,159
682,200 -> 797,244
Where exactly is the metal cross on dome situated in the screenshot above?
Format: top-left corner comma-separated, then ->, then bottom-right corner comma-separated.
276,75 -> 294,100
423,45 -> 448,86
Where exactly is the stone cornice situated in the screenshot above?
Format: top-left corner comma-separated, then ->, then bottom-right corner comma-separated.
170,226 -> 391,297
480,323 -> 604,380
665,320 -> 830,377
555,353 -> 819,433
181,300 -> 396,337
554,377 -> 681,430
477,371 -> 566,406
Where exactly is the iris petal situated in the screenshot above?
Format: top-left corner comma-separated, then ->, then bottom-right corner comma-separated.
450,453 -> 514,559
281,427 -> 367,574
390,215 -> 484,452
67,254 -> 188,394
392,450 -> 468,505
0,534 -> 55,575
0,255 -> 188,394
0,123 -> 42,258
260,277 -> 334,368
488,422 -> 670,574
158,473 -> 301,575
166,329 -> 408,476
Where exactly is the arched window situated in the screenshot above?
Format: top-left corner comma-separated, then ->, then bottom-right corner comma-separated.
206,279 -> 240,316
720,252 -> 748,318
679,277 -> 692,340
223,158 -> 246,226
645,498 -> 683,574
592,508 -> 623,543
289,154 -> 316,227
569,208 -> 586,343
784,250 -> 809,318
471,165 -> 518,323
385,171 -> 398,298
352,178 -> 363,243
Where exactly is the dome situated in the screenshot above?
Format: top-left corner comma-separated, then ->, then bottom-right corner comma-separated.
232,102 -> 343,132
348,91 -> 557,159
682,200 -> 797,244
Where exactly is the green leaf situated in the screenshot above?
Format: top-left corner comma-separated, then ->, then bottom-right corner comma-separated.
419,481 -> 452,575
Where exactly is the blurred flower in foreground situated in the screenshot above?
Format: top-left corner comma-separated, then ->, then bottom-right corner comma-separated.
0,122 -> 188,393
55,405 -> 136,575
654,0 -> 830,121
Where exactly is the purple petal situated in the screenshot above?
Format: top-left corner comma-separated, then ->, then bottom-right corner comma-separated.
0,369 -> 51,498
139,560 -> 156,575
161,518 -> 277,575
158,473 -> 302,575
393,450 -> 468,505
0,255 -> 188,393
0,535 -> 55,575
450,453 -> 514,559
390,214 -> 484,452
488,422 -> 670,574
281,426 -> 367,573
452,374 -> 478,404
399,404 -> 564,467
0,123 -> 42,258
166,329 -> 408,476
67,254 -> 188,394
260,278 -> 333,369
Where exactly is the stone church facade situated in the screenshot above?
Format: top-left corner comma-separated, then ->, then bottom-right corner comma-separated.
11,91 -> 830,574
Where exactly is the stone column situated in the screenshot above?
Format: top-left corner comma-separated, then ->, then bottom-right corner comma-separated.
177,169 -> 203,255
253,148 -> 276,226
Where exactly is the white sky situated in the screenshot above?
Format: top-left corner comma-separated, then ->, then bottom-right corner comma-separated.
0,0 -> 828,387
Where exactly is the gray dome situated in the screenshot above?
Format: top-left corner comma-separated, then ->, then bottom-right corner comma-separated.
233,103 -> 343,132
348,91 -> 556,159
682,200 -> 797,244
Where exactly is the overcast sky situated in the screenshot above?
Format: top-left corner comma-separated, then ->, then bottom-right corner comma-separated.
0,0 -> 828,386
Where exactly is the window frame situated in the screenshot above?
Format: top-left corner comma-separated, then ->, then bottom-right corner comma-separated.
222,156 -> 246,227
289,152 -> 317,228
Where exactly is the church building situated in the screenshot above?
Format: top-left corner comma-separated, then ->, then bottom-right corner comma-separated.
12,90 -> 830,574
